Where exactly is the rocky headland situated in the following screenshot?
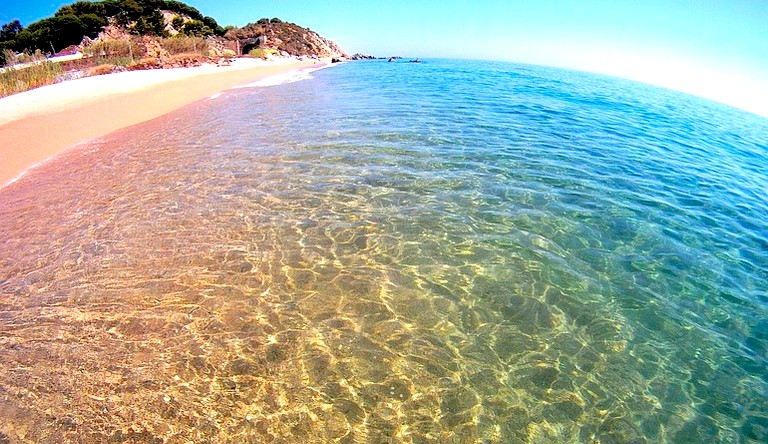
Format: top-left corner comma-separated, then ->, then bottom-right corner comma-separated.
224,19 -> 348,60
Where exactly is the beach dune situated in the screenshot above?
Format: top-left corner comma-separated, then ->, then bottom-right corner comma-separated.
0,58 -> 321,187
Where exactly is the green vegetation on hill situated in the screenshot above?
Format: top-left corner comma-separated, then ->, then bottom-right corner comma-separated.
0,0 -> 348,78
0,0 -> 226,65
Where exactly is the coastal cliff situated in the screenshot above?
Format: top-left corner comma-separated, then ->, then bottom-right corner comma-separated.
225,19 -> 348,59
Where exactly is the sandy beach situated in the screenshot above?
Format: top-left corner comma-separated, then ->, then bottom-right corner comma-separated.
0,58 -> 322,187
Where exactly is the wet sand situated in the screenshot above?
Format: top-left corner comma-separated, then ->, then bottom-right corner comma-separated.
0,58 -> 322,187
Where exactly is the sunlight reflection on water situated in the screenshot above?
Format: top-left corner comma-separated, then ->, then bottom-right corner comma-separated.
0,59 -> 766,443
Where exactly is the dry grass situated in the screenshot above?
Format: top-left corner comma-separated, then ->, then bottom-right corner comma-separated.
79,36 -> 210,65
248,48 -> 268,59
159,37 -> 209,56
82,39 -> 143,65
86,64 -> 119,76
170,52 -> 207,63
0,37 -> 218,97
0,51 -> 64,98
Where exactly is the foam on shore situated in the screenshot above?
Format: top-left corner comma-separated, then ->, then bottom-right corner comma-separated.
235,62 -> 338,88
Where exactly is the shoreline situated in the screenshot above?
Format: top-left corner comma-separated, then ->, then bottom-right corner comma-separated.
0,58 -> 325,188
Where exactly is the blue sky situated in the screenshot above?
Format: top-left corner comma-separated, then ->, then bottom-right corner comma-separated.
1,0 -> 767,117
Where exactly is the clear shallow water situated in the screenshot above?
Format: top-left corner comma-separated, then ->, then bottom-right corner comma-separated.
0,59 -> 766,443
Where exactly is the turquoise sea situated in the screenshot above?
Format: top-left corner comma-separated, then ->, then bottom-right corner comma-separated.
0,59 -> 766,443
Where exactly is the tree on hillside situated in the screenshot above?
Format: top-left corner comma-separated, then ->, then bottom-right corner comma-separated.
104,0 -> 144,26
0,20 -> 23,41
11,29 -> 31,51
0,20 -> 21,65
56,1 -> 106,17
171,15 -> 184,29
52,15 -> 88,49
180,20 -> 211,37
132,9 -> 167,36
78,14 -> 108,36
6,12 -> 105,55
202,16 -> 224,36
161,0 -> 204,21
23,16 -> 84,52
139,0 -> 167,12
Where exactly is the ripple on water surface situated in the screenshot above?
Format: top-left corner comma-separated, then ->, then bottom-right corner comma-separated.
0,60 -> 766,443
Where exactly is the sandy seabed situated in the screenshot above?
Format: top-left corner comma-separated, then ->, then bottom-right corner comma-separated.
0,58 -> 322,187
